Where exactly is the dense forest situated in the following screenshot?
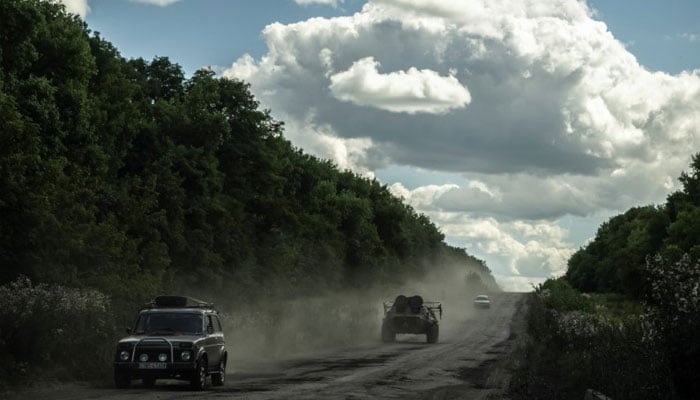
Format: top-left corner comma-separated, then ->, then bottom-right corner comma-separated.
0,0 -> 496,383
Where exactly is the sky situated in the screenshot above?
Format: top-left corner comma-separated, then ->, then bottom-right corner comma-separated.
59,0 -> 700,291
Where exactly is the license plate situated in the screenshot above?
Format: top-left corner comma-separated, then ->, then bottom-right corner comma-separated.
138,362 -> 167,369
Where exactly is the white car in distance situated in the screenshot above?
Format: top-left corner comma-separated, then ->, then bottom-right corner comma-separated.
473,294 -> 491,309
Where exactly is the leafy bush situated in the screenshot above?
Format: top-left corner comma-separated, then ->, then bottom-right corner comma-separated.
0,277 -> 115,385
512,281 -> 669,400
537,278 -> 594,313
644,254 -> 700,399
590,293 -> 645,320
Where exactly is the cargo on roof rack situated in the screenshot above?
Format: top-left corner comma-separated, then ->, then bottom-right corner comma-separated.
142,295 -> 216,310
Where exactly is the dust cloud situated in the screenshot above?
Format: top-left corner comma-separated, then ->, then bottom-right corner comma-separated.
217,263 -> 497,363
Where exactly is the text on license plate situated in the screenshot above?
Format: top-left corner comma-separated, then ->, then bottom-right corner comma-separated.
138,362 -> 167,369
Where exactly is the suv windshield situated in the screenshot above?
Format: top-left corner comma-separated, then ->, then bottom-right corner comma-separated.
134,312 -> 203,334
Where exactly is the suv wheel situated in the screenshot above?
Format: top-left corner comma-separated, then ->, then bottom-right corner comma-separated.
211,358 -> 226,386
190,357 -> 208,390
114,371 -> 130,388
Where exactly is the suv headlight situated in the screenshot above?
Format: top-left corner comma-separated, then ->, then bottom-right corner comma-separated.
181,350 -> 191,361
119,351 -> 130,361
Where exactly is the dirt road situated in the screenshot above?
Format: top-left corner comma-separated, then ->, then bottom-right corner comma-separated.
7,292 -> 526,400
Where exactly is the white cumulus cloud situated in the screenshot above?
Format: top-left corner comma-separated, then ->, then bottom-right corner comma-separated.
329,57 -> 471,114
56,0 -> 89,17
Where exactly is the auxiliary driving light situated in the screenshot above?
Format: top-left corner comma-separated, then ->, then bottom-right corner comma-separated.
158,353 -> 167,362
119,351 -> 130,361
139,353 -> 149,362
181,351 -> 191,361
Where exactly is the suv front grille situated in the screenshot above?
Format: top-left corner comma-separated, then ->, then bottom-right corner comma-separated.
133,339 -> 173,363
135,348 -> 171,362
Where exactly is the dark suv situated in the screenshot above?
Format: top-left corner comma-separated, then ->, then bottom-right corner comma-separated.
113,296 -> 227,390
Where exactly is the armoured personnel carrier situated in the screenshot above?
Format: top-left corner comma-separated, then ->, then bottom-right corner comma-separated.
381,295 -> 442,344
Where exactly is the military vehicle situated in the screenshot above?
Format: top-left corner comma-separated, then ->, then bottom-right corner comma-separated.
381,295 -> 442,344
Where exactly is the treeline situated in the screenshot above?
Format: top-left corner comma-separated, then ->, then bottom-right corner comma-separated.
0,0 -> 494,314
566,154 -> 700,299
512,157 -> 700,399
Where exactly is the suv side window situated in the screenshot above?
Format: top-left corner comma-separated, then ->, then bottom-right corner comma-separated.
206,315 -> 214,333
214,315 -> 222,332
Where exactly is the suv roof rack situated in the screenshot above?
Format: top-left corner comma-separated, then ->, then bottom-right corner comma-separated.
142,295 -> 216,311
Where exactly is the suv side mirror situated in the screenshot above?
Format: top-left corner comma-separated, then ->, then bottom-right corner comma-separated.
126,327 -> 132,334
